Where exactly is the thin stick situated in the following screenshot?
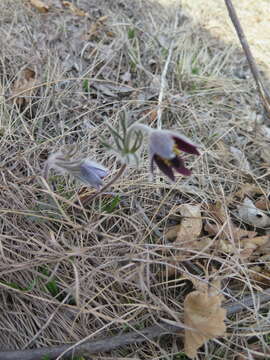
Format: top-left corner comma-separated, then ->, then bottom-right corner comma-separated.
224,0 -> 270,116
156,14 -> 178,129
81,163 -> 127,205
2,288 -> 270,360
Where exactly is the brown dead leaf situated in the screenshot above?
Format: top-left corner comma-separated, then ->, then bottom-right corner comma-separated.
11,68 -> 37,106
82,16 -> 110,41
255,196 -> 270,211
204,201 -> 257,242
176,204 -> 202,245
241,235 -> 269,249
249,265 -> 270,288
240,235 -> 270,258
234,184 -> 263,200
184,279 -> 226,358
62,1 -> 88,16
30,0 -> 50,12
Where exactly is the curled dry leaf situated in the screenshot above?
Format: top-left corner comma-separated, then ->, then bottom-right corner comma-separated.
237,197 -> 270,228
11,68 -> 37,106
184,279 -> 226,358
30,0 -> 50,12
62,1 -> 89,16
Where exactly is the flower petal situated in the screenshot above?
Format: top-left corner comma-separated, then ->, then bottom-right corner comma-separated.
76,160 -> 109,189
172,135 -> 200,155
83,160 -> 109,178
171,156 -> 192,176
77,166 -> 103,189
149,130 -> 175,159
153,155 -> 175,181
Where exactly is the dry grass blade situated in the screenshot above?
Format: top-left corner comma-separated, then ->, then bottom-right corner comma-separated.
2,288 -> 270,360
1,0 -> 270,358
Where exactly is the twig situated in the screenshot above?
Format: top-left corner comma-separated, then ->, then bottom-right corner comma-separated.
224,0 -> 270,117
81,163 -> 127,205
2,288 -> 270,360
0,322 -> 178,360
156,14 -> 178,129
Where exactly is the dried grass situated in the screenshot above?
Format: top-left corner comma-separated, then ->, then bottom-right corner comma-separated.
0,0 -> 270,358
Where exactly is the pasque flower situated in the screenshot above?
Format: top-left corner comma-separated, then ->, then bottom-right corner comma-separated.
149,129 -> 199,181
44,146 -> 109,190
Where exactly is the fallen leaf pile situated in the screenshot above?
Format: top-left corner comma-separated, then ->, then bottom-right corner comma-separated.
184,279 -> 226,358
11,67 -> 37,106
164,197 -> 270,264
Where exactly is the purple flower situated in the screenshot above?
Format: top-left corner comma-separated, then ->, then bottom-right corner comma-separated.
149,130 -> 200,181
77,160 -> 109,190
45,149 -> 109,190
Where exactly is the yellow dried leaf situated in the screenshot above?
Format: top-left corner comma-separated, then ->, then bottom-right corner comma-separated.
176,204 -> 202,244
11,68 -> 37,106
30,0 -> 50,12
62,1 -> 88,16
184,280 -> 226,358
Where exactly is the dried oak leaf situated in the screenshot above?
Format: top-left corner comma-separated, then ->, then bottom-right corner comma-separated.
11,68 -> 37,106
165,204 -> 202,244
176,204 -> 202,245
62,1 -> 88,16
184,279 -> 226,358
30,0 -> 50,12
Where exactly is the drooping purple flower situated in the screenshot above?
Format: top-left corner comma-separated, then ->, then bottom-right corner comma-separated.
149,129 -> 200,181
76,160 -> 109,190
45,148 -> 109,190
